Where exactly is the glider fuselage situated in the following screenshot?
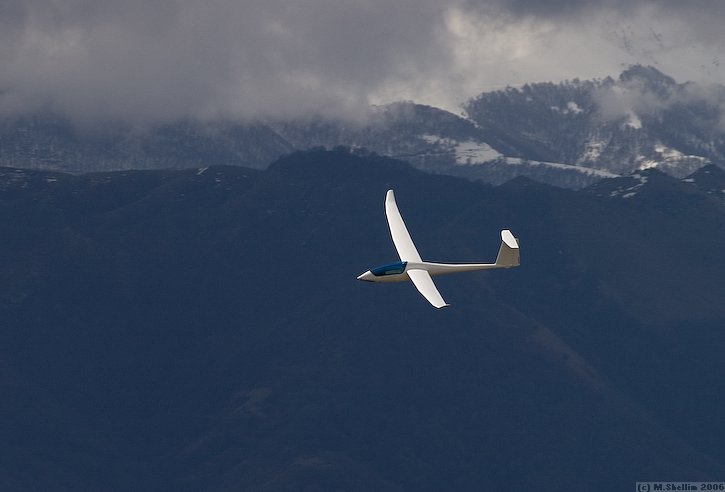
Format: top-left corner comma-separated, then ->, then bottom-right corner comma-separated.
358,260 -> 510,283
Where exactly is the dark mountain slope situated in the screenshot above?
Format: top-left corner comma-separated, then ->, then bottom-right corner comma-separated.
684,164 -> 725,202
0,116 -> 293,173
1,149 -> 725,490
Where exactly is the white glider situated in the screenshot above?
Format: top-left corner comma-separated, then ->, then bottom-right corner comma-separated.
357,190 -> 520,308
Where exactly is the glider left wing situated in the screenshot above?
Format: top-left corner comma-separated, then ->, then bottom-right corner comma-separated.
385,190 -> 422,262
407,269 -> 449,308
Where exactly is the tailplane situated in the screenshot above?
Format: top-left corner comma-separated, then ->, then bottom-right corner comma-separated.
495,230 -> 520,267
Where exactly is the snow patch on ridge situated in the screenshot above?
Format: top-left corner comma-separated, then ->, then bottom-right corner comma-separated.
580,137 -> 606,163
550,101 -> 584,115
421,135 -> 502,164
500,157 -> 619,178
624,110 -> 642,129
638,143 -> 709,171
453,140 -> 502,164
609,172 -> 649,198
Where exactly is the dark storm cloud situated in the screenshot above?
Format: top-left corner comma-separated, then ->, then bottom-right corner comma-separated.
0,0 -> 723,123
0,0 -> 454,123
465,0 -> 636,18
472,0 -> 725,26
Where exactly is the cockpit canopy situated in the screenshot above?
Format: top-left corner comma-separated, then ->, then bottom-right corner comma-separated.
371,261 -> 407,277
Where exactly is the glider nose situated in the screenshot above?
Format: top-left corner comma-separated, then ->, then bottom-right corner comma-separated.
357,270 -> 374,282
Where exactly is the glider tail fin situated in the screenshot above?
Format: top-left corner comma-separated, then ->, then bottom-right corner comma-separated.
495,229 -> 520,268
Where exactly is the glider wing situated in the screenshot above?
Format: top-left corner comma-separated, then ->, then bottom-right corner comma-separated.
407,269 -> 449,308
385,190 -> 422,262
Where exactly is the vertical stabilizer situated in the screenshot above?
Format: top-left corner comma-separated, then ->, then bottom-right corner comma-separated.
495,230 -> 520,267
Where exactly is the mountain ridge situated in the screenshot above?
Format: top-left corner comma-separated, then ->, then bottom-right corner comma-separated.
2,66 -> 725,189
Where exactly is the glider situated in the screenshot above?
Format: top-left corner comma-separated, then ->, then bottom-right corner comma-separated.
357,190 -> 520,308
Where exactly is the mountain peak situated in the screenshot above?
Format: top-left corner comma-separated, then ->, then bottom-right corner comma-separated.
682,163 -> 725,199
584,167 -> 679,199
619,64 -> 677,96
619,64 -> 675,85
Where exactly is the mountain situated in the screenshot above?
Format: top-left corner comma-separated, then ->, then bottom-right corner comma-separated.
0,103 -> 613,189
0,116 -> 293,173
682,163 -> 725,203
2,148 -> 725,490
465,65 -> 724,178
2,66 -> 725,189
269,102 -> 619,189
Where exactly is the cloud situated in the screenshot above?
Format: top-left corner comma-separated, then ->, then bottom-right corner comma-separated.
0,0 -> 456,123
587,66 -> 725,138
0,0 -> 724,124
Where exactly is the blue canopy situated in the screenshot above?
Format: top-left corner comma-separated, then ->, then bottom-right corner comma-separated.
371,261 -> 407,277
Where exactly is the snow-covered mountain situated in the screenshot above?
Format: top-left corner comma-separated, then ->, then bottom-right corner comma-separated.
1,65 -> 724,188
269,102 -> 619,188
465,65 -> 725,179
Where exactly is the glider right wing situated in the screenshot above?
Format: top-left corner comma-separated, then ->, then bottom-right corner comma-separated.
407,269 -> 449,308
385,190 -> 422,262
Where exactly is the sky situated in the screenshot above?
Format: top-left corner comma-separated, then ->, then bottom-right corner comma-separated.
2,0 -> 725,124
